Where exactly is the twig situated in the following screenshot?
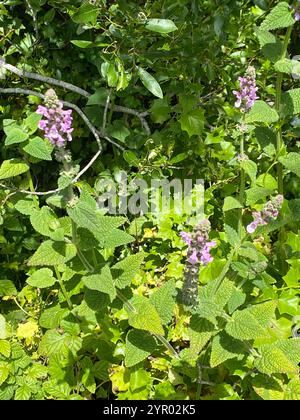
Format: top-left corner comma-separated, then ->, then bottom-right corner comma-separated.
25,0 -> 39,42
102,90 -> 111,132
0,58 -> 150,133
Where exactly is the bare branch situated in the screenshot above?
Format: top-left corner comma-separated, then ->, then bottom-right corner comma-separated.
0,58 -> 151,133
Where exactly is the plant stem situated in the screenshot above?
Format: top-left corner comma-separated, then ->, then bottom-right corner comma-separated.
238,116 -> 246,238
54,267 -> 73,310
26,170 -> 39,210
275,26 -> 292,194
71,220 -> 95,273
153,333 -> 180,359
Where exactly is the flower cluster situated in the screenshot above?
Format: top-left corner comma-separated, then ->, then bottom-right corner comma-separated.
292,1 -> 300,21
233,66 -> 259,113
36,89 -> 73,148
247,195 -> 284,234
180,219 -> 216,307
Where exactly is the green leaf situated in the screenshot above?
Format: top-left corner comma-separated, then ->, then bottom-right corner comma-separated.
39,306 -> 70,329
255,28 -> 282,62
125,330 -> 156,367
0,159 -> 29,180
279,152 -> 300,177
245,100 -> 279,124
281,88 -> 300,116
14,385 -> 32,400
15,198 -> 36,216
23,136 -> 53,161
224,224 -> 240,247
144,19 -> 178,34
107,120 -> 130,143
137,67 -> 163,99
210,332 -> 245,368
241,159 -> 257,184
254,126 -> 277,156
127,295 -> 164,335
246,187 -> 273,206
0,279 -> 17,296
274,58 -> 300,76
260,2 -> 295,31
188,316 -> 215,358
23,112 -> 42,135
179,109 -> 205,137
28,240 -> 77,266
255,339 -> 300,375
30,206 -> 58,237
5,127 -> 29,146
283,260 -> 300,287
71,40 -> 94,48
27,268 -> 56,288
0,315 -> 8,340
111,253 -> 144,289
39,330 -> 81,357
150,98 -> 171,123
0,362 -> 10,386
252,375 -> 284,400
223,197 -> 243,212
71,3 -> 99,25
226,300 -> 277,340
0,340 -> 11,358
286,231 -> 300,253
149,280 -> 177,325
86,88 -> 109,106
82,266 -> 116,301
227,289 -> 246,314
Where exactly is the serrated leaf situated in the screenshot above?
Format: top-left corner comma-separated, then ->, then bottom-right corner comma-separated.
226,300 -> 277,340
224,224 -> 240,247
245,100 -> 279,124
27,268 -> 56,288
223,196 -> 243,212
254,126 -> 277,156
23,112 -> 42,135
23,136 -> 53,161
125,330 -> 156,367
0,159 -> 29,180
286,231 -> 300,252
39,330 -> 81,357
39,306 -> 70,329
149,280 -> 177,325
0,315 -> 7,340
127,295 -> 164,335
30,206 -> 58,237
255,28 -> 282,62
111,253 -> 144,289
0,362 -> 10,386
14,385 -> 32,400
82,266 -> 116,301
246,187 -> 273,206
281,88 -> 300,116
0,279 -> 17,296
0,341 -> 10,358
28,240 -> 76,266
255,339 -> 300,375
188,316 -> 215,358
279,152 -> 300,177
137,67 -> 163,99
15,198 -> 36,216
5,127 -> 29,146
210,332 -> 245,368
227,289 -> 246,314
274,58 -> 300,75
260,2 -> 294,31
284,378 -> 300,400
252,375 -> 284,400
144,19 -> 178,34
179,109 -> 205,137
241,159 -> 257,184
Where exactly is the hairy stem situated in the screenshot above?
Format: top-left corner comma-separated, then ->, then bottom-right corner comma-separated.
54,267 -> 73,310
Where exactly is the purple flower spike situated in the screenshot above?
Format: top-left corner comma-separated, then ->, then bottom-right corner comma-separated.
187,250 -> 199,265
233,66 -> 259,113
246,195 -> 283,234
180,231 -> 192,246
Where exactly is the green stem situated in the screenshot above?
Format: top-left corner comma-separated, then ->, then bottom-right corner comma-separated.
27,170 -> 39,210
213,245 -> 239,295
71,220 -> 94,273
152,333 -> 180,359
275,26 -> 292,194
55,267 -> 73,310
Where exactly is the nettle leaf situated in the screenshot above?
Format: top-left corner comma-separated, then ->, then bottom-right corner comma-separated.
284,378 -> 300,400
260,2 -> 295,31
254,126 -> 277,157
279,152 -> 300,177
210,332 -> 245,368
125,330 -> 156,367
0,362 -> 10,386
137,67 -> 163,99
246,187 -> 273,206
144,19 -> 177,34
0,279 -> 17,296
283,260 -> 300,287
241,159 -> 257,184
179,109 -> 205,137
71,3 -> 99,25
82,266 -> 116,301
30,206 -> 59,237
127,295 -> 164,335
224,224 -> 240,247
23,112 -> 42,135
0,315 -> 8,340
39,306 -> 70,329
255,28 -> 282,62
4,126 -> 29,146
188,316 -> 215,358
0,159 -> 29,180
286,231 -> 300,253
281,88 -> 300,115
252,375 -> 284,400
111,253 -> 144,289
223,196 -> 242,212
226,300 -> 277,340
245,100 -> 279,124
39,329 -> 82,357
14,385 -> 32,400
28,240 -> 77,266
0,340 -> 11,358
15,197 -> 36,216
27,268 -> 56,288
255,339 -> 300,375
149,280 -> 177,325
23,136 -> 53,161
107,120 -> 130,143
